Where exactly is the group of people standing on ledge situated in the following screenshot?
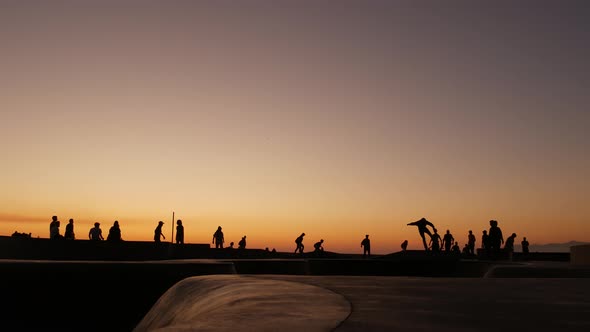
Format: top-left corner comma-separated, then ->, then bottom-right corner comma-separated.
407,217 -> 530,258
47,216 -> 186,245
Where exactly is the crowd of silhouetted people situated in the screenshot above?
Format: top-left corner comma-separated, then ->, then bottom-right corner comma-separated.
406,217 -> 531,260
8,214 -> 530,260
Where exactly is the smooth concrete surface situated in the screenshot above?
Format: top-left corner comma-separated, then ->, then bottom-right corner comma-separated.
134,275 -> 351,332
257,275 -> 590,332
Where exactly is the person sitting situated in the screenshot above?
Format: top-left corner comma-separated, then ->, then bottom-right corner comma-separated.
462,243 -> 470,254
313,239 -> 324,253
89,222 -> 104,241
238,236 -> 247,249
106,220 -> 122,242
64,219 -> 75,240
401,240 -> 408,251
452,242 -> 460,253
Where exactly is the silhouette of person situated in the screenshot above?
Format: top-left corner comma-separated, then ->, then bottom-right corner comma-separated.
227,242 -> 234,249
49,216 -> 58,238
521,237 -> 530,254
64,218 -> 75,240
401,240 -> 408,251
467,230 -> 476,255
442,230 -> 455,252
294,233 -> 305,254
175,220 -> 184,244
154,221 -> 165,243
462,243 -> 470,254
212,226 -> 224,249
271,248 -> 277,253
505,233 -> 517,253
361,235 -> 371,257
49,216 -> 63,240
107,220 -> 122,242
89,222 -> 104,241
482,230 -> 490,255
452,242 -> 460,253
238,236 -> 247,249
314,239 -> 324,253
429,229 -> 442,252
407,218 -> 436,251
488,220 -> 504,256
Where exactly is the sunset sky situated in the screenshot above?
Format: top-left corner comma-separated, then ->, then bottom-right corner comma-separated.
1,1 -> 588,254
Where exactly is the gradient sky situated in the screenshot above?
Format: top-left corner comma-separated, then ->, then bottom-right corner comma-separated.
1,1 -> 589,254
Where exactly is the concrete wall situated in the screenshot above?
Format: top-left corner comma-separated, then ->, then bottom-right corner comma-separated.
571,244 -> 590,265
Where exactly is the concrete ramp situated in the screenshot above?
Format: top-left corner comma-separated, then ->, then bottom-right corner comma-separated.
134,275 -> 351,332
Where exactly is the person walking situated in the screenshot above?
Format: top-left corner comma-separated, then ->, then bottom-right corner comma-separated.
294,233 -> 305,254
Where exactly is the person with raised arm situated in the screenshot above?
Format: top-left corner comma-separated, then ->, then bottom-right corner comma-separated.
407,217 -> 437,251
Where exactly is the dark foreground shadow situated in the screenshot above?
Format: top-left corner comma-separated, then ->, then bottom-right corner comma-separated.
0,260 -> 235,331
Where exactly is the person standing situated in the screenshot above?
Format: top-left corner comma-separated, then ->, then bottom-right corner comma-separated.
521,237 -> 530,254
49,216 -> 62,239
361,234 -> 371,257
49,216 -> 58,238
482,230 -> 490,256
154,221 -> 166,243
429,229 -> 442,252
467,230 -> 476,255
212,226 -> 224,249
64,218 -> 75,240
89,222 -> 104,241
442,230 -> 455,252
488,220 -> 504,256
175,220 -> 184,244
